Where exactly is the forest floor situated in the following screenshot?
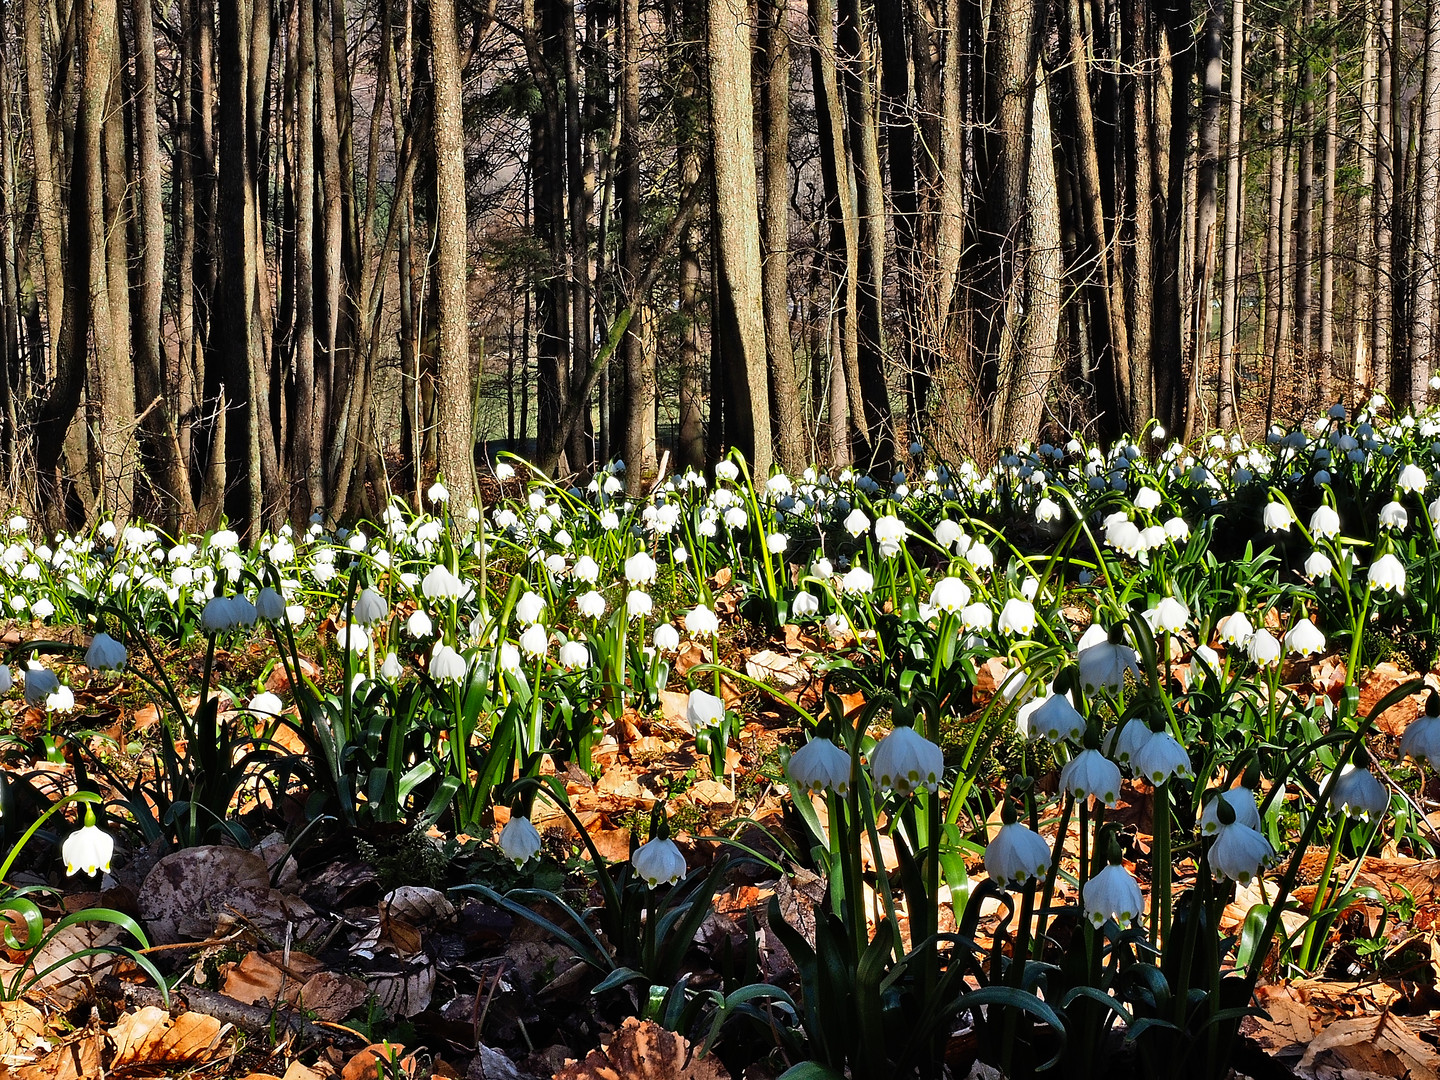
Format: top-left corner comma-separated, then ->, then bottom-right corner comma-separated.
2,611 -> 1440,1080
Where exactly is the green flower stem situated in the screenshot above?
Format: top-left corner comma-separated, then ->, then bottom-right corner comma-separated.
1032,793 -> 1074,959
1152,780 -> 1172,948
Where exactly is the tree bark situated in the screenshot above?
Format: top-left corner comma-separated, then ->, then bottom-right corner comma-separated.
1410,0 -> 1440,405
431,0 -> 476,510
708,0 -> 772,480
1216,0 -> 1243,428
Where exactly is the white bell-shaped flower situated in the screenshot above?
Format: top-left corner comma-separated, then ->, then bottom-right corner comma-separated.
1217,610 -> 1254,647
351,588 -> 389,626
626,589 -> 653,619
1076,635 -> 1140,693
1309,504 -> 1340,538
63,808 -> 114,877
1132,730 -> 1193,785
256,587 -> 286,621
1398,463 -> 1428,494
1284,618 -> 1326,657
1328,763 -> 1389,821
652,624 -> 680,653
787,738 -> 851,795
576,590 -> 607,619
1200,786 -> 1262,835
624,551 -> 658,585
870,725 -> 944,795
21,665 -> 58,707
84,632 -> 127,673
997,598 -> 1037,636
1030,692 -> 1085,745
930,576 -> 971,614
686,688 -> 726,732
1378,501 -> 1409,531
1368,553 -> 1407,594
422,564 -> 465,600
429,643 -> 467,682
519,623 -> 549,659
1105,718 -> 1154,766
1210,822 -> 1276,886
1083,862 -> 1144,928
1262,501 -> 1294,532
1247,629 -> 1282,667
1304,550 -> 1334,578
684,605 -> 719,637
515,591 -> 547,626
498,815 -> 543,868
984,820 -> 1051,890
632,836 -> 686,887
1060,749 -> 1122,806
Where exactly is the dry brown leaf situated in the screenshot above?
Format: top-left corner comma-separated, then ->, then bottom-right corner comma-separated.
381,886 -> 454,926
365,958 -> 435,1018
0,999 -> 45,1058
553,1017 -> 729,1080
221,950 -> 325,1006
30,919 -> 124,1008
108,1005 -> 229,1069
298,970 -> 370,1022
282,1060 -> 326,1080
11,1032 -> 102,1080
340,1042 -> 416,1080
139,845 -> 272,944
1294,1012 -> 1440,1080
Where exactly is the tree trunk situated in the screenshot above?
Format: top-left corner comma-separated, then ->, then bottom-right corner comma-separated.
431,0 -> 476,510
708,0 -> 772,480
1353,8 -> 1378,390
620,0 -> 656,487
1410,0 -> 1440,405
1374,0 -> 1395,393
1216,0 -> 1243,428
1183,0 -> 1221,441
1294,0 -> 1315,367
22,0 -> 63,373
761,0 -> 806,473
1317,0 -> 1338,401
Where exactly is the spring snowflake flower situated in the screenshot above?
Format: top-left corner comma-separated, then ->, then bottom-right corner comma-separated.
1367,552 -> 1407,594
624,552 -> 658,586
1217,611 -> 1255,647
841,566 -> 874,595
1061,749 -> 1122,806
519,623 -> 549,659
1200,787 -> 1262,835
498,816 -> 542,868
248,692 -> 284,718
1247,629 -> 1282,667
256,587 -> 286,622
1379,500 -> 1409,531
1076,633 -> 1140,693
1399,463 -> 1428,494
766,532 -> 789,554
1084,861 -> 1144,929
1133,731 -> 1193,785
874,516 -> 908,558
1263,501 -> 1294,532
787,738 -> 851,795
715,460 -> 740,483
515,591 -> 547,626
997,598 -> 1037,636
559,640 -> 592,669
1328,763 -> 1389,821
1401,715 -> 1440,766
335,624 -> 370,652
46,683 -> 74,712
684,605 -> 719,637
632,836 -> 686,887
380,652 -> 403,680
1104,519 -> 1144,557
1309,504 -> 1340,539
422,564 -> 465,600
843,508 -> 870,537
870,725 -> 944,795
626,589 -> 653,619
1305,550 -> 1334,578
429,643 -> 467,682
792,592 -> 820,617
572,555 -> 600,584
686,688 -> 726,732
22,665 -> 58,707
960,602 -> 993,631
930,577 -> 971,614
934,520 -> 964,551
984,820 -> 1051,890
1148,597 -> 1189,634
84,632 -> 127,673
1107,718 -> 1154,766
1035,497 -> 1062,524
652,624 -> 680,653
810,557 -> 835,579
407,609 -> 433,637
1133,487 -> 1162,512
576,591 -> 607,619
427,481 -> 450,503
63,810 -> 113,877
1210,821 -> 1276,886
1284,618 -> 1326,657
1030,692 -> 1085,745
0,665 -> 10,693
349,588 -> 388,626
